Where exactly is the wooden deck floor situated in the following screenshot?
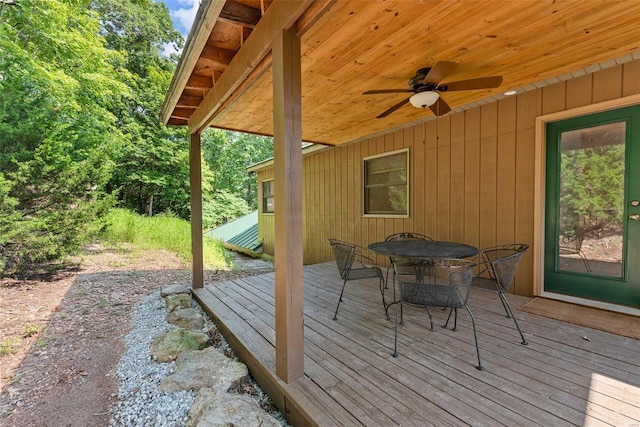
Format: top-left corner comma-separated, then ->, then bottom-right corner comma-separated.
194,262 -> 640,427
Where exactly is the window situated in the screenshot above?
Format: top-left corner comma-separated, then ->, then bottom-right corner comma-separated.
363,149 -> 409,216
262,180 -> 274,214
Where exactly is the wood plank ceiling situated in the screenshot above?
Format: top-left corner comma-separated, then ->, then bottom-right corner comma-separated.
161,0 -> 640,146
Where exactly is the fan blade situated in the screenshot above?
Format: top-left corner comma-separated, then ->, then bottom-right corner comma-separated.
377,98 -> 410,118
429,97 -> 451,116
438,76 -> 503,91
363,89 -> 412,95
423,61 -> 459,85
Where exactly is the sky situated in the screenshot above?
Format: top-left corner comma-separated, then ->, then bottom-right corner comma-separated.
157,0 -> 199,39
155,0 -> 199,56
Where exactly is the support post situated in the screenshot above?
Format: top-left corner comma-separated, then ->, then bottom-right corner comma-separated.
190,131 -> 204,289
272,26 -> 304,383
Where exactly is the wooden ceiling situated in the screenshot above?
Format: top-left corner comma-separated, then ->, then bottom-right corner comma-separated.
161,0 -> 640,146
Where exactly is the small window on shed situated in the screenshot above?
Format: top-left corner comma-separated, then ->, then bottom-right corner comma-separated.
262,180 -> 274,214
363,149 -> 409,217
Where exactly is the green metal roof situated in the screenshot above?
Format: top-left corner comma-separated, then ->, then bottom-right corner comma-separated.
204,211 -> 262,253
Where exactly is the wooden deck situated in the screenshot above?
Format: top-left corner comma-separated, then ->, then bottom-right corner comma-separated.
194,262 -> 640,427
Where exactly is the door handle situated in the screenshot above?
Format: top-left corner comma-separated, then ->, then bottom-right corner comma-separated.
630,214 -> 640,221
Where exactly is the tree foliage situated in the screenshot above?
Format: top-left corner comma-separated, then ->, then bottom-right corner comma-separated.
560,143 -> 625,234
0,0 -> 269,276
201,129 -> 273,227
0,0 -> 125,275
89,0 -> 198,218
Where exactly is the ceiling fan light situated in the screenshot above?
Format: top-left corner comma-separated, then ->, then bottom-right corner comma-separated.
409,91 -> 440,108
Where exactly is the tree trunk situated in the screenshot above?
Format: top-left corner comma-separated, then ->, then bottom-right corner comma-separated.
147,193 -> 153,217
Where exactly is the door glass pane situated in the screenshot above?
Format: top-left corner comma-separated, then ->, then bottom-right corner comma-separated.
557,122 -> 625,277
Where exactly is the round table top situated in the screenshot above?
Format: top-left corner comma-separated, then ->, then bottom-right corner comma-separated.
368,240 -> 478,259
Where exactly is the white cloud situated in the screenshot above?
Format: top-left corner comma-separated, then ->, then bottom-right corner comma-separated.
172,0 -> 200,37
161,41 -> 181,57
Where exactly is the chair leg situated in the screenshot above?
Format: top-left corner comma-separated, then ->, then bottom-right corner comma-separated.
499,293 -> 528,345
333,278 -> 348,321
424,306 -> 434,331
379,275 -> 391,321
385,265 -> 392,289
390,276 -> 398,321
497,292 -> 511,318
393,301 -> 401,357
464,305 -> 484,371
443,308 -> 457,331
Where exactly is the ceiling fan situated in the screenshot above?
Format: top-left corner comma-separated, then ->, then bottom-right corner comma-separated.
363,61 -> 503,118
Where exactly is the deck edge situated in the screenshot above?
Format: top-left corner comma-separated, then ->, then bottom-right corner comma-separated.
193,286 -> 319,427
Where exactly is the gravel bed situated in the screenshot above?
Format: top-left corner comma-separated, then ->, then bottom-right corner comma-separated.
109,291 -> 289,427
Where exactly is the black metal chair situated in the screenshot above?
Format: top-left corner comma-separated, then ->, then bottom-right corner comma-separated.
384,232 -> 433,288
471,243 -> 529,345
328,239 -> 385,320
392,258 -> 483,370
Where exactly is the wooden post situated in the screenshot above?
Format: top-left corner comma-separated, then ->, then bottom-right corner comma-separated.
272,26 -> 304,383
190,131 -> 204,289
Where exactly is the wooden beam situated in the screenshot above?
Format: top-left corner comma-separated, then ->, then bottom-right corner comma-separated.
219,0 -> 261,28
171,107 -> 196,119
167,117 -> 189,126
177,95 -> 203,107
295,0 -> 334,36
200,45 -> 236,67
186,74 -> 214,90
189,0 -> 313,133
160,0 -> 225,125
189,132 -> 204,289
273,27 -> 304,383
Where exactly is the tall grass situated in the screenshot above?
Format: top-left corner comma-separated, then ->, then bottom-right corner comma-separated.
103,208 -> 230,270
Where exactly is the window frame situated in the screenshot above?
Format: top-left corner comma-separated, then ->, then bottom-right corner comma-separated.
261,179 -> 275,215
362,148 -> 410,218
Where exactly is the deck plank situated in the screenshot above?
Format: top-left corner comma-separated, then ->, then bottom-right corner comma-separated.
194,262 -> 640,427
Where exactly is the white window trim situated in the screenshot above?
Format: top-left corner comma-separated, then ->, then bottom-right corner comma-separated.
362,148 -> 409,218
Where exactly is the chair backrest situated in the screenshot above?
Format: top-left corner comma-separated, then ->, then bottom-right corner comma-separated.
328,239 -> 356,279
385,232 -> 433,242
400,258 -> 476,307
481,244 -> 529,292
393,258 -> 426,284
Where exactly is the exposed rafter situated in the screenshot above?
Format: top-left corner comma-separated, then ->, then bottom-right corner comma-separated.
188,0 -> 314,133
200,45 -> 236,68
219,0 -> 261,29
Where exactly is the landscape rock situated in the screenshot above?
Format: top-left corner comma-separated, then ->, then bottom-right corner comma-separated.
161,284 -> 191,297
187,388 -> 281,427
166,307 -> 204,330
165,293 -> 192,312
159,347 -> 248,392
150,329 -> 210,362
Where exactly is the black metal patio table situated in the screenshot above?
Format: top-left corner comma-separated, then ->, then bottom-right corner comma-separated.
367,240 -> 479,259
368,240 -> 479,318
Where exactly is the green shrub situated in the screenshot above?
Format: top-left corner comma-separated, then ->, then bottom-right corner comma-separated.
103,209 -> 230,270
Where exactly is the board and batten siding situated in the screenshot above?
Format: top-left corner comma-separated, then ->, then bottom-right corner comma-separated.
256,59 -> 640,297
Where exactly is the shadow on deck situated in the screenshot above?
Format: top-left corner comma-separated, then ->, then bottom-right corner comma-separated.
194,262 -> 640,426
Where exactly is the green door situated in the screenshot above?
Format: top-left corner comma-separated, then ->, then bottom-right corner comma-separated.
544,105 -> 640,308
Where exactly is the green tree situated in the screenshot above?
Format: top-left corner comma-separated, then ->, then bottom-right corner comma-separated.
560,143 -> 625,234
202,129 -> 273,213
89,0 -> 198,218
0,0 -> 125,275
202,190 -> 252,229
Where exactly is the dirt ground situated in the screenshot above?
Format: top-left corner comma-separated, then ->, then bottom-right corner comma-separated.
0,243 -> 259,427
